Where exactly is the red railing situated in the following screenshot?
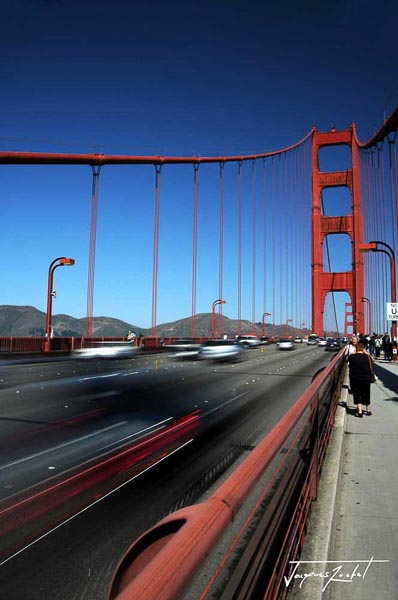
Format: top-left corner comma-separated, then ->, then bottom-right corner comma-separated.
108,350 -> 346,600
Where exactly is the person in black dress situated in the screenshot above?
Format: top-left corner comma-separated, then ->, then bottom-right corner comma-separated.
347,342 -> 374,417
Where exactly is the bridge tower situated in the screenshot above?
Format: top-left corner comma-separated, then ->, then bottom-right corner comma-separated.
311,126 -> 365,336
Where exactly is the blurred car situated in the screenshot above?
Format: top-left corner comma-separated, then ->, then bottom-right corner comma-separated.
277,338 -> 295,350
317,338 -> 327,346
72,341 -> 138,359
325,338 -> 341,351
166,338 -> 201,359
198,339 -> 245,361
259,336 -> 269,345
236,335 -> 260,348
293,336 -> 303,343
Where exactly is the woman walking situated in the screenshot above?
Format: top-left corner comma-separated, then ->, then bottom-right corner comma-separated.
347,342 -> 375,417
344,335 -> 359,357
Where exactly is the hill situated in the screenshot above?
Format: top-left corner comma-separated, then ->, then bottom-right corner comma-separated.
0,305 -> 300,338
0,306 -> 142,337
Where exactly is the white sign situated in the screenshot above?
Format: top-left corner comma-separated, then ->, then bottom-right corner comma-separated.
386,302 -> 398,321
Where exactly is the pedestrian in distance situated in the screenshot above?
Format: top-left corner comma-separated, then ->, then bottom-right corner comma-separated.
383,333 -> 393,361
348,342 -> 375,417
374,334 -> 381,359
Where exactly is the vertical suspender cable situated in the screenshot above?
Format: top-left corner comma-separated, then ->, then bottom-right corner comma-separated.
285,153 -> 290,326
361,151 -> 372,330
252,160 -> 256,332
271,156 -> 276,338
379,143 -> 389,328
237,161 -> 243,336
393,138 -> 398,259
279,155 -> 283,330
151,165 -> 161,338
290,150 -> 296,328
388,136 -> 397,269
376,146 -> 387,331
86,165 -> 101,338
218,162 -> 225,337
369,149 -> 379,331
192,164 -> 199,339
263,158 -> 267,321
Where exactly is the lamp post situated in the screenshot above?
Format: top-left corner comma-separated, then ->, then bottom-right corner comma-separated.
44,257 -> 75,352
361,297 -> 372,335
212,299 -> 226,338
285,318 -> 293,337
359,241 -> 396,338
262,312 -> 271,337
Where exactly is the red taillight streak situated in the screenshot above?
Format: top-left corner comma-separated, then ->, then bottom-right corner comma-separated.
0,412 -> 200,536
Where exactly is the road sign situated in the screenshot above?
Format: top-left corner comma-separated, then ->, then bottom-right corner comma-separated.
386,302 -> 398,321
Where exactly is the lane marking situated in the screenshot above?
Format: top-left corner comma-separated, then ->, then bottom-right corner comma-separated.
79,373 -> 121,382
100,417 -> 173,450
0,422 -> 128,471
0,438 -> 194,567
204,392 -> 247,416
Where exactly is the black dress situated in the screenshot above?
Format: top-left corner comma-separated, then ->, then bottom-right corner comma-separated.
348,352 -> 372,406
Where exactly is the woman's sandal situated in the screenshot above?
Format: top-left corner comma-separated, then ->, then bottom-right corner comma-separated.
366,411 -> 372,416
355,412 -> 363,418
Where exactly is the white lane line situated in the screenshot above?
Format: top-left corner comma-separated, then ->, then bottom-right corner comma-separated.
204,392 -> 247,416
121,372 -> 140,376
0,438 -> 194,568
0,422 -> 128,471
100,417 -> 173,450
79,373 -> 121,381
81,390 -> 119,400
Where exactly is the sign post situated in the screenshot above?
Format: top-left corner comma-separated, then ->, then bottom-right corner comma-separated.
386,302 -> 398,322
387,303 -> 398,361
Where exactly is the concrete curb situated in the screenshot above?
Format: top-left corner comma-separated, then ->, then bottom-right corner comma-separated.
288,381 -> 348,599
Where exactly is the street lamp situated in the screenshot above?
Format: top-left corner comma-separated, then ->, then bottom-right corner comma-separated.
361,297 -> 372,335
44,257 -> 75,352
285,318 -> 293,337
359,240 -> 396,338
262,312 -> 271,337
212,299 -> 226,338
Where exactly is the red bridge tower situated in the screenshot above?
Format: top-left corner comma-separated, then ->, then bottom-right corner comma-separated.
311,126 -> 365,336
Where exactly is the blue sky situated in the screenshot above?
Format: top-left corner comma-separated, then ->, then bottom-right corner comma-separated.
1,0 -> 397,332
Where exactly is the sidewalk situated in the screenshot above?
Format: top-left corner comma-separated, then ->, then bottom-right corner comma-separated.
289,359 -> 398,600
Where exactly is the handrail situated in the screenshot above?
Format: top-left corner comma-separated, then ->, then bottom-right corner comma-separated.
109,349 -> 346,600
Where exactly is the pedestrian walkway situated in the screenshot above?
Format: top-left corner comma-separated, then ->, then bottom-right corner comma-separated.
289,359 -> 398,600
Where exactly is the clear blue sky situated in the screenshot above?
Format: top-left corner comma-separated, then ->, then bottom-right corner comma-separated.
1,0 -> 397,331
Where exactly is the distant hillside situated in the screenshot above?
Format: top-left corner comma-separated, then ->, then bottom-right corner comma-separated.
0,305 -> 301,338
0,306 -> 142,337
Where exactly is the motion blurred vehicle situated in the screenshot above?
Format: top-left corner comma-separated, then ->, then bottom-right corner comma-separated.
198,339 -> 245,361
325,338 -> 341,351
307,334 -> 318,345
293,336 -> 303,343
259,336 -> 269,345
317,337 -> 327,346
166,338 -> 201,359
72,341 -> 138,359
236,335 -> 260,348
277,338 -> 295,350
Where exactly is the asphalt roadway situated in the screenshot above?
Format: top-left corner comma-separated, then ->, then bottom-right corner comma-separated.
0,343 -> 331,600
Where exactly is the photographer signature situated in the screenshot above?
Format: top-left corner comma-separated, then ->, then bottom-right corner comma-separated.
284,557 -> 389,592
